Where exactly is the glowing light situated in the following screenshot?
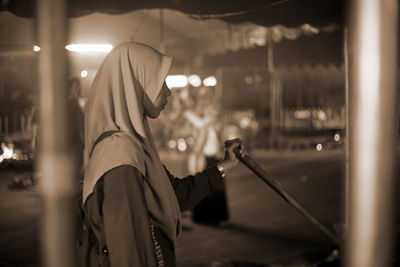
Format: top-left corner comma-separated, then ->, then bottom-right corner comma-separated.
245,76 -> 253,85
188,75 -> 201,87
317,110 -> 327,120
316,144 -> 323,151
1,143 -> 14,159
334,133 -> 341,142
166,75 -> 188,88
203,76 -> 217,87
33,45 -> 41,52
177,138 -> 187,152
65,44 -> 113,53
78,98 -> 87,110
294,110 -> 311,119
80,70 -> 88,78
239,117 -> 251,129
0,155 -> 3,163
168,140 -> 177,149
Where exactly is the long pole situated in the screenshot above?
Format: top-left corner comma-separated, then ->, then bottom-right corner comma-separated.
232,148 -> 339,245
347,0 -> 398,266
37,0 -> 77,266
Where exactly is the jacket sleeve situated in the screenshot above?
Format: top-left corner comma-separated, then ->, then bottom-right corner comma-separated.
164,165 -> 225,211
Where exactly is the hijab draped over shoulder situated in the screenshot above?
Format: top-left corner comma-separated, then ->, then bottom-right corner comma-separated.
83,42 -> 181,242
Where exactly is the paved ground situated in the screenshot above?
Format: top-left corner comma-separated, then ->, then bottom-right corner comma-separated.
0,149 -> 345,266
163,149 -> 343,266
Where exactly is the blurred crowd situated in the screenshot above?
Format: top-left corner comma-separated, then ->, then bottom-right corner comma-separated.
150,85 -> 258,174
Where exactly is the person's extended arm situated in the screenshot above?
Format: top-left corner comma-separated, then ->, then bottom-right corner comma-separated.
165,139 -> 243,211
164,166 -> 224,211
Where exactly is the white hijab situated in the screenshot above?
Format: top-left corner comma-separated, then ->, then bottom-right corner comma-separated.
83,42 -> 181,242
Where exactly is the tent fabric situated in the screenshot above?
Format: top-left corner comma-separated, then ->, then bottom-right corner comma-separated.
0,0 -> 344,27
187,23 -> 340,57
204,29 -> 344,67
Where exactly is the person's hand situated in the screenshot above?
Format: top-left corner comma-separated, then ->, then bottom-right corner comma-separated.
219,138 -> 245,174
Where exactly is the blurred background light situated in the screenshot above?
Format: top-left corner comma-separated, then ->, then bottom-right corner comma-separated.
33,45 -> 41,52
177,138 -> 187,152
188,75 -> 201,87
334,133 -> 341,142
316,143 -> 323,151
294,110 -> 311,119
80,70 -> 88,78
203,76 -> 217,87
168,140 -> 177,149
65,43 -> 113,53
166,75 -> 188,88
1,143 -> 14,159
245,75 -> 253,85
317,110 -> 327,120
239,117 -> 251,129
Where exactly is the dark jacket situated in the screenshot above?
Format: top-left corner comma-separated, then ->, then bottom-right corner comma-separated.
77,164 -> 224,267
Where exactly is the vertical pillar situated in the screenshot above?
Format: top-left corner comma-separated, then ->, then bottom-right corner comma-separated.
346,0 -> 398,266
37,0 -> 77,266
344,27 -> 350,233
267,29 -> 276,148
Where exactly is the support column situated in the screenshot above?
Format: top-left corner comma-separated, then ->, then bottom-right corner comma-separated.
344,27 -> 350,234
37,0 -> 77,266
346,0 -> 398,266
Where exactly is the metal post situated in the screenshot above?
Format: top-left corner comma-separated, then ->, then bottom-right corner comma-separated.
267,29 -> 276,148
346,0 -> 398,266
343,27 -> 350,234
37,0 -> 77,266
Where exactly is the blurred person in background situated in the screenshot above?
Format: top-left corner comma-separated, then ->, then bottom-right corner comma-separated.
68,77 -> 85,175
184,88 -> 215,174
184,101 -> 230,225
81,42 -> 243,267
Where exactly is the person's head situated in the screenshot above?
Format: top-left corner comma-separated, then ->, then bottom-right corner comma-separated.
143,81 -> 171,119
85,42 -> 174,149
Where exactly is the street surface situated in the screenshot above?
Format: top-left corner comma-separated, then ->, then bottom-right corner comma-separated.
0,149 -> 345,266
163,149 -> 343,266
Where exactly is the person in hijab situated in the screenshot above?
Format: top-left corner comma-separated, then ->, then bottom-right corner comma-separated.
82,42 -> 243,267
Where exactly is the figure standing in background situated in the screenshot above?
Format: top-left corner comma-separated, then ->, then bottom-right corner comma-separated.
184,100 -> 230,225
68,77 -> 85,176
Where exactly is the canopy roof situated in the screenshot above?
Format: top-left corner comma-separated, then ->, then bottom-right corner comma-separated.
0,0 -> 345,27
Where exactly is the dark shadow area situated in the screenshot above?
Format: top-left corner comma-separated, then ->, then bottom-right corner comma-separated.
207,222 -> 334,248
